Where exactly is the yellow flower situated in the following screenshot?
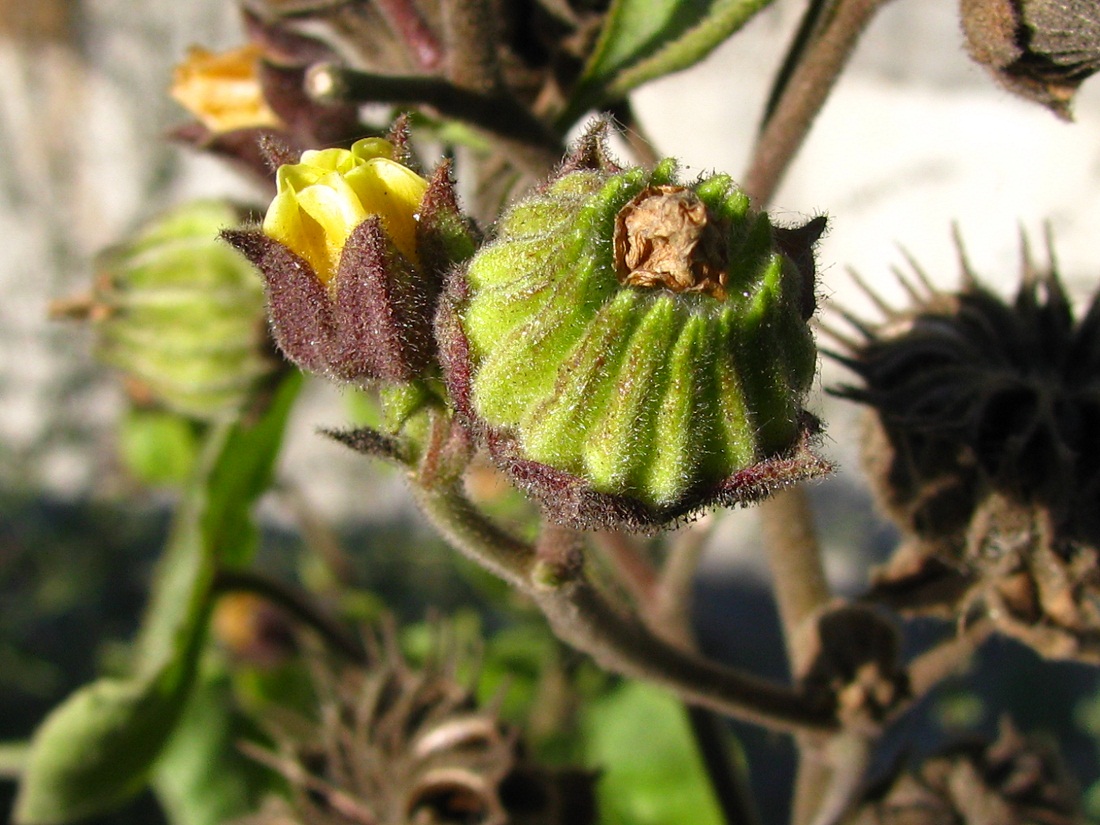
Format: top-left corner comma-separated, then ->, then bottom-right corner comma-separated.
262,138 -> 430,286
171,44 -> 283,134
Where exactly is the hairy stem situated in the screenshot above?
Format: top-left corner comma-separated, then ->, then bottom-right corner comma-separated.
744,0 -> 895,206
306,65 -> 564,175
411,483 -> 837,735
760,491 -> 830,676
440,0 -> 502,94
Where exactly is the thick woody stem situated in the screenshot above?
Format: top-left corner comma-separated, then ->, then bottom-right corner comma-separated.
743,3 -> 895,822
411,483 -> 837,734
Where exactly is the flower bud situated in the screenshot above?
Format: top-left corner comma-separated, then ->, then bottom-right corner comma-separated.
170,44 -> 283,134
439,132 -> 828,531
225,138 -> 467,385
89,200 -> 277,420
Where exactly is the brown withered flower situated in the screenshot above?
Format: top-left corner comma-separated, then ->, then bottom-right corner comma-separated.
959,0 -> 1100,119
237,633 -> 596,825
827,234 -> 1100,661
845,719 -> 1084,825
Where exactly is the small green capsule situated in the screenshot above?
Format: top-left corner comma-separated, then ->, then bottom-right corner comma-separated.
440,136 -> 828,530
92,200 -> 276,420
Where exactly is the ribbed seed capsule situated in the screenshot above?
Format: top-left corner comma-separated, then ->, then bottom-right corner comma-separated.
90,200 -> 276,419
440,143 -> 828,531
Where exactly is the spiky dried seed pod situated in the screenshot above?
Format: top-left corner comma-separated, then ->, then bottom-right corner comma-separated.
829,234 -> 1100,661
238,634 -> 595,825
438,127 -> 829,532
846,719 -> 1085,825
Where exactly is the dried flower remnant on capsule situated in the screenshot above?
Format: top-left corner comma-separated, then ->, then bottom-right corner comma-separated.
171,44 -> 283,134
614,185 -> 729,299
262,137 -> 429,286
438,125 -> 829,532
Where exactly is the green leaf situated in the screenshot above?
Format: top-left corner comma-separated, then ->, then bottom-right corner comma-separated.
137,372 -> 302,671
13,666 -> 193,824
201,372 -> 303,570
152,661 -> 277,825
564,0 -> 775,125
14,373 -> 302,824
582,681 -> 724,825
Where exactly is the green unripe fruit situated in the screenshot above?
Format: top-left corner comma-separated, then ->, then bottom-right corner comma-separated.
440,146 -> 828,530
92,200 -> 277,420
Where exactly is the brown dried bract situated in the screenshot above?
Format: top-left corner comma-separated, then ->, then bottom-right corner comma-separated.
613,185 -> 729,300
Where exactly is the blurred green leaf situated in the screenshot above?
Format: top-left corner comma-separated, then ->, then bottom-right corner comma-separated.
201,372 -> 302,570
152,660 -> 277,825
582,681 -> 724,825
14,373 -> 301,824
13,664 -> 194,824
564,0 -> 774,125
118,409 -> 201,487
0,741 -> 30,778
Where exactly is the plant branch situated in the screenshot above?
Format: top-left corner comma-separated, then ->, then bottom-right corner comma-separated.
440,0 -> 502,95
906,619 -> 992,701
410,483 -> 837,734
760,491 -> 830,677
743,0 -> 895,206
305,64 -> 564,175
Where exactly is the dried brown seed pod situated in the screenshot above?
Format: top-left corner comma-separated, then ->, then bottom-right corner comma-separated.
828,233 -> 1100,661
845,718 -> 1085,825
236,631 -> 595,825
959,0 -> 1100,119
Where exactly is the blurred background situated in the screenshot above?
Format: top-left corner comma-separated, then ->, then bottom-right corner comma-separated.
4,0 -> 1100,822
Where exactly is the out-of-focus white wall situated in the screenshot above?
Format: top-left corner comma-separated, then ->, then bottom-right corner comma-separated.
5,0 -> 1100,579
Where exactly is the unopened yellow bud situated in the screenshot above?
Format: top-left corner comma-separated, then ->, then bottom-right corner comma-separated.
262,138 -> 429,286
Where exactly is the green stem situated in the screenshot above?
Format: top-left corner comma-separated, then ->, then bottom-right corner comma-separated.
411,483 -> 837,734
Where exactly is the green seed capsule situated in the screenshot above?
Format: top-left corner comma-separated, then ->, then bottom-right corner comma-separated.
440,137 -> 828,530
92,200 -> 276,419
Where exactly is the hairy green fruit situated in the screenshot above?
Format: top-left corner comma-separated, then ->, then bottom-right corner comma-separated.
440,142 -> 829,531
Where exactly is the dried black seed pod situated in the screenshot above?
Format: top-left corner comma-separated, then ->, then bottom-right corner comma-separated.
237,633 -> 596,825
959,0 -> 1100,119
846,719 -> 1085,825
828,233 -> 1100,661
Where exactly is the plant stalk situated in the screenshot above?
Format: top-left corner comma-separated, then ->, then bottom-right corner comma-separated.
744,0 -> 895,207
411,483 -> 837,734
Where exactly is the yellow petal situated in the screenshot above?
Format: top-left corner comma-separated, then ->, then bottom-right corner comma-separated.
343,158 -> 429,263
170,44 -> 282,134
